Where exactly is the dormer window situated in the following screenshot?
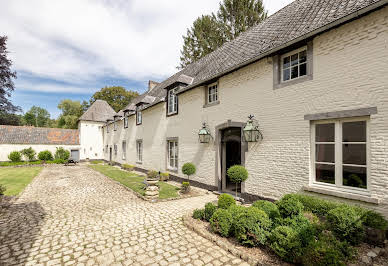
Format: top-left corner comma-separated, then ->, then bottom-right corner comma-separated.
114,120 -> 117,131
167,88 -> 178,116
136,108 -> 142,125
123,113 -> 129,129
281,47 -> 307,82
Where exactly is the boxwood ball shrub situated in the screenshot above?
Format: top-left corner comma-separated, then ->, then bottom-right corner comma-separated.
181,181 -> 190,193
276,197 -> 304,218
280,215 -> 317,247
252,200 -> 281,220
38,150 -> 53,161
269,226 -> 302,263
227,165 -> 248,196
8,151 -> 22,162
210,209 -> 233,237
54,147 -> 70,160
182,162 -> 196,181
192,209 -> 205,220
327,206 -> 365,245
218,193 -> 236,209
234,207 -> 272,246
227,204 -> 247,236
282,193 -> 342,216
204,203 -> 217,222
20,147 -> 36,161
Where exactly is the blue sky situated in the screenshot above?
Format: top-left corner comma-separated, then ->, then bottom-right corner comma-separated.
1,0 -> 293,118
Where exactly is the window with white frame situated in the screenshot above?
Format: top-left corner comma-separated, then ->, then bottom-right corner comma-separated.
208,83 -> 218,103
136,109 -> 142,125
281,47 -> 307,82
124,116 -> 128,128
114,144 -> 117,156
107,124 -> 110,133
167,140 -> 178,170
114,120 -> 117,131
122,141 -> 126,160
167,88 -> 178,115
136,140 -> 143,163
312,118 -> 368,190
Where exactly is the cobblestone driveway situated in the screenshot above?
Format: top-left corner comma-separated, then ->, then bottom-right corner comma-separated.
0,165 -> 245,266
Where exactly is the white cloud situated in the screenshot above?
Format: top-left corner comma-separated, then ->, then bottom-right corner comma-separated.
1,0 -> 294,92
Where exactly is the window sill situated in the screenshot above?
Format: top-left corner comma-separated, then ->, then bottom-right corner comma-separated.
136,161 -> 142,165
167,112 -> 178,117
203,101 -> 220,108
303,185 -> 379,204
167,167 -> 178,173
274,74 -> 313,89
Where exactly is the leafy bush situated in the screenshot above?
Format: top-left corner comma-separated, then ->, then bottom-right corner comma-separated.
210,209 -> 233,237
280,215 -> 317,247
227,165 -> 248,196
252,200 -> 280,220
54,147 -> 70,160
362,210 -> 388,230
0,184 -> 6,195
8,151 -> 22,162
28,160 -> 42,165
234,207 -> 272,246
147,170 -> 159,180
218,193 -> 235,209
204,203 -> 217,222
160,172 -> 169,181
38,150 -> 53,161
327,206 -> 365,245
53,159 -> 65,164
20,147 -> 36,161
269,226 -> 302,262
192,209 -> 205,220
302,233 -> 354,266
282,193 -> 342,216
122,164 -> 134,170
181,181 -> 190,193
276,197 -> 304,218
227,204 -> 247,236
182,162 -> 196,181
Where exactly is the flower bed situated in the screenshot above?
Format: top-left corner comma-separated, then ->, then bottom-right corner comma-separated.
189,193 -> 388,265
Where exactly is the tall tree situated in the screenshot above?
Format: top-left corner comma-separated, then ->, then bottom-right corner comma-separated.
90,86 -> 139,112
57,99 -> 84,129
0,111 -> 22,125
23,106 -> 50,127
0,36 -> 20,114
179,0 -> 267,68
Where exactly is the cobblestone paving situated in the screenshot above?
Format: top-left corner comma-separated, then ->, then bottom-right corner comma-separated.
0,165 -> 246,266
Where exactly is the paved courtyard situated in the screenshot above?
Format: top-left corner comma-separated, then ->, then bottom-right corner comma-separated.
0,165 -> 246,266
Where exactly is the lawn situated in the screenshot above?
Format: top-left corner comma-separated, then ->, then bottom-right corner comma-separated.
88,164 -> 180,199
0,167 -> 43,196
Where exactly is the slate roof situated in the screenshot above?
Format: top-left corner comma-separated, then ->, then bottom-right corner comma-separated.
79,100 -> 117,122
0,125 -> 80,145
117,0 -> 386,114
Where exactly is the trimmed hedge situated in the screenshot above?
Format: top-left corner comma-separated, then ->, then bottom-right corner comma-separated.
270,226 -> 302,263
192,209 -> 205,220
210,209 -> 233,237
252,200 -> 280,220
8,151 -> 22,162
218,193 -> 236,209
204,203 -> 217,222
276,197 -> 304,218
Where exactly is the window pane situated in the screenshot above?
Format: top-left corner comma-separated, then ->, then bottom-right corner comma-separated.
316,144 -> 335,163
291,53 -> 298,66
299,50 -> 307,63
299,63 -> 307,76
316,123 -> 335,142
343,144 -> 366,165
316,163 -> 335,184
283,69 -> 290,81
283,56 -> 290,68
291,66 -> 298,79
343,121 -> 366,142
343,166 -> 367,189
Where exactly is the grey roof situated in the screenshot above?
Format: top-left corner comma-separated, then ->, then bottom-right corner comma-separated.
118,0 -> 385,113
0,125 -> 79,145
79,100 -> 117,122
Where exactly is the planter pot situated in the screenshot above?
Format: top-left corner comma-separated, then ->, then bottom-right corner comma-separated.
147,179 -> 158,186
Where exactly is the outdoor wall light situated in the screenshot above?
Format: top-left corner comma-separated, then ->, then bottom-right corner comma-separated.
198,122 -> 211,143
243,115 -> 263,142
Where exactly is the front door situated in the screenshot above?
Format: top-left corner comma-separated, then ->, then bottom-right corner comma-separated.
221,127 -> 242,194
109,147 -> 112,162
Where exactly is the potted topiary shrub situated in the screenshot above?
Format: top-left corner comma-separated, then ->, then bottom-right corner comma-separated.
147,170 -> 159,185
160,172 -> 170,181
227,165 -> 248,197
182,162 -> 196,191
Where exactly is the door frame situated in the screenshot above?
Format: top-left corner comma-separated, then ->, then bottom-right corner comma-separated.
215,120 -> 247,193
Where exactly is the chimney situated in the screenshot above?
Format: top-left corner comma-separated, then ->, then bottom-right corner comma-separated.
148,80 -> 160,92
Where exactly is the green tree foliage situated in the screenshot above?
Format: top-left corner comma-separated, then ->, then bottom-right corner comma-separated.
38,150 -> 53,161
21,147 -> 36,161
179,0 -> 267,68
23,106 -> 50,127
8,151 -> 21,162
0,111 -> 22,125
54,147 -> 70,160
90,86 -> 139,112
57,99 -> 84,129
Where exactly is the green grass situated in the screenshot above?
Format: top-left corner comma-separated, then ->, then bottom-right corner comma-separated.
89,164 -> 180,199
0,167 -> 43,196
90,160 -> 104,164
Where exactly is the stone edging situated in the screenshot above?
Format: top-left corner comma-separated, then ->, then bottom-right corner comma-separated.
183,215 -> 262,266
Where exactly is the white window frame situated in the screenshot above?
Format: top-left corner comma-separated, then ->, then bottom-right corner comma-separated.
281,46 -> 307,82
124,116 -> 128,128
167,88 -> 178,115
114,144 -> 117,156
136,140 -> 143,163
136,110 -> 142,125
167,140 -> 178,170
107,124 -> 110,133
207,82 -> 218,104
122,141 -> 126,160
114,120 -> 117,131
310,117 -> 370,194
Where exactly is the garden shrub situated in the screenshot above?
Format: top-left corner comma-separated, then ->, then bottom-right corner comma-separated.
227,165 -> 248,196
227,204 -> 246,236
234,207 -> 272,246
20,147 -> 36,161
8,151 -> 21,162
53,159 -> 65,164
54,147 -> 70,160
38,150 -> 53,161
218,193 -> 235,209
182,162 -> 196,181
160,172 -> 169,181
280,215 -> 317,247
282,193 -> 342,216
252,200 -> 280,220
327,206 -> 365,245
269,226 -> 302,263
181,181 -> 190,193
0,184 -> 6,195
192,209 -> 205,220
301,233 -> 354,266
147,170 -> 159,180
204,203 -> 217,221
276,196 -> 304,218
362,210 -> 388,230
210,209 -> 233,237
122,164 -> 134,170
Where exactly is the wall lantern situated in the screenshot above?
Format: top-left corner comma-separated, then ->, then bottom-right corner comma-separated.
243,115 -> 263,142
198,123 -> 211,143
